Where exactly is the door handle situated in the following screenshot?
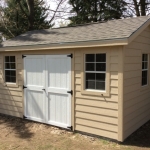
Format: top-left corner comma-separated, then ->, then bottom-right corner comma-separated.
42,88 -> 48,97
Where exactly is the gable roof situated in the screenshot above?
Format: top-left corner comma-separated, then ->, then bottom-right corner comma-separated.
1,16 -> 150,50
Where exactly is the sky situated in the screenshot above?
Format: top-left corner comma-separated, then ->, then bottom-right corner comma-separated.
44,0 -> 72,27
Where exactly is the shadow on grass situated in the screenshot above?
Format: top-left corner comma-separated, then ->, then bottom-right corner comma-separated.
122,120 -> 150,148
0,114 -> 34,139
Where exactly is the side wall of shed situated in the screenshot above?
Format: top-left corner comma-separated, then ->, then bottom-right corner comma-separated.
123,26 -> 150,140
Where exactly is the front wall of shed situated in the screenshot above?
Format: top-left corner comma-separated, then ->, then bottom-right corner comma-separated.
123,26 -> 150,140
0,46 -> 121,140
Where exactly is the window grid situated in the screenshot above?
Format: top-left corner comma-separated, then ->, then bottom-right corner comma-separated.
85,54 -> 106,91
4,56 -> 16,83
142,54 -> 148,86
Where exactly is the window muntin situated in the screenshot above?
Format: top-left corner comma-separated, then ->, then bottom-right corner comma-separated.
85,54 -> 106,90
5,56 -> 16,83
142,54 -> 148,86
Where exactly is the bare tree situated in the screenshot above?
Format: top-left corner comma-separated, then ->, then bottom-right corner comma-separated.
16,0 -> 70,30
0,0 -> 15,38
45,0 -> 72,27
125,0 -> 150,16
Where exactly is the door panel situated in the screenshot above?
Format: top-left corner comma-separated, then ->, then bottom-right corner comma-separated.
26,90 -> 45,122
24,55 -> 46,123
47,55 -> 71,89
25,56 -> 45,87
48,93 -> 70,127
46,55 -> 71,128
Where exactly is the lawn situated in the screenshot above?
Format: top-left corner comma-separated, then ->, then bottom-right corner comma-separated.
0,114 -> 150,150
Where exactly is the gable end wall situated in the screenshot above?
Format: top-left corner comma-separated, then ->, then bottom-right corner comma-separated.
123,26 -> 150,140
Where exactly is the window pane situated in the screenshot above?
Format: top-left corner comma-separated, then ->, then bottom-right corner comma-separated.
96,54 -> 106,62
86,73 -> 95,81
96,73 -> 105,82
5,56 -> 9,62
10,56 -> 15,62
142,54 -> 148,61
5,63 -> 10,69
96,82 -> 105,90
86,54 -> 95,62
142,70 -> 147,78
96,63 -> 106,71
86,63 -> 95,71
10,77 -> 16,83
10,63 -> 16,69
5,76 -> 10,82
5,70 -> 11,76
10,70 -> 16,76
142,62 -> 148,69
86,81 -> 95,89
142,71 -> 148,86
142,77 -> 147,86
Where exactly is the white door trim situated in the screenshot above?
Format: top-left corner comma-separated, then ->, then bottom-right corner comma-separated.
24,54 -> 72,129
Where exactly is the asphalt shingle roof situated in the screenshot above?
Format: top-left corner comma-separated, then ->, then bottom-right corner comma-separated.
1,16 -> 150,47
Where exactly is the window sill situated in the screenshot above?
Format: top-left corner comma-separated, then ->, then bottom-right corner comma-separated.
5,83 -> 19,88
141,84 -> 149,92
81,89 -> 109,97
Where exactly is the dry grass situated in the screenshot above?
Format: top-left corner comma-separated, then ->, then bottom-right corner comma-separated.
0,114 -> 150,150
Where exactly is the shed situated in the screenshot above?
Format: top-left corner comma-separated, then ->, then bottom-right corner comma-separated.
0,16 -> 150,142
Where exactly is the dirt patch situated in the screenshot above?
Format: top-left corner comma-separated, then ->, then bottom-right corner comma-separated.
0,114 -> 150,150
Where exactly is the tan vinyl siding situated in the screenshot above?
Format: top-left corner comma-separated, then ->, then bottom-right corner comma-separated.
74,47 -> 121,140
0,47 -> 121,141
0,52 -> 23,118
123,26 -> 150,140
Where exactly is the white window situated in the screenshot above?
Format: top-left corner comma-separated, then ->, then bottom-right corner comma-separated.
142,54 -> 148,86
4,56 -> 16,83
85,54 -> 106,90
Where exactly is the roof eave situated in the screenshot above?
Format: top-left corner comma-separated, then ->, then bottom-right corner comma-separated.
0,38 -> 128,52
128,18 -> 150,44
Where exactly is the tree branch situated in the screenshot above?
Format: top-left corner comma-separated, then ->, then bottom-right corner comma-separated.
49,0 -> 64,23
0,8 -> 15,37
16,0 -> 28,18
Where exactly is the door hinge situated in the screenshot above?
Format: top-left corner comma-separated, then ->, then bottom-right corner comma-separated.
23,115 -> 27,119
67,126 -> 73,130
67,90 -> 73,95
22,55 -> 26,59
67,54 -> 73,58
23,85 -> 27,89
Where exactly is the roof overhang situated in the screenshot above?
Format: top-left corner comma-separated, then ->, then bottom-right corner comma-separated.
0,38 -> 128,52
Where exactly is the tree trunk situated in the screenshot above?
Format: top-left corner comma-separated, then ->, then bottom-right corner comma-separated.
26,0 -> 34,30
94,0 -> 97,22
140,0 -> 146,16
133,0 -> 140,16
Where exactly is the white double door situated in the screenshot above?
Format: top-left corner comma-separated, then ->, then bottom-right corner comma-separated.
24,55 -> 71,128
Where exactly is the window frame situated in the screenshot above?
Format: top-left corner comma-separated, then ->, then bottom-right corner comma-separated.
3,55 -> 18,87
141,54 -> 149,87
81,49 -> 110,97
85,54 -> 106,91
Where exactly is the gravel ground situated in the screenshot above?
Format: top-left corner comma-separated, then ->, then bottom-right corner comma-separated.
0,114 -> 150,150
